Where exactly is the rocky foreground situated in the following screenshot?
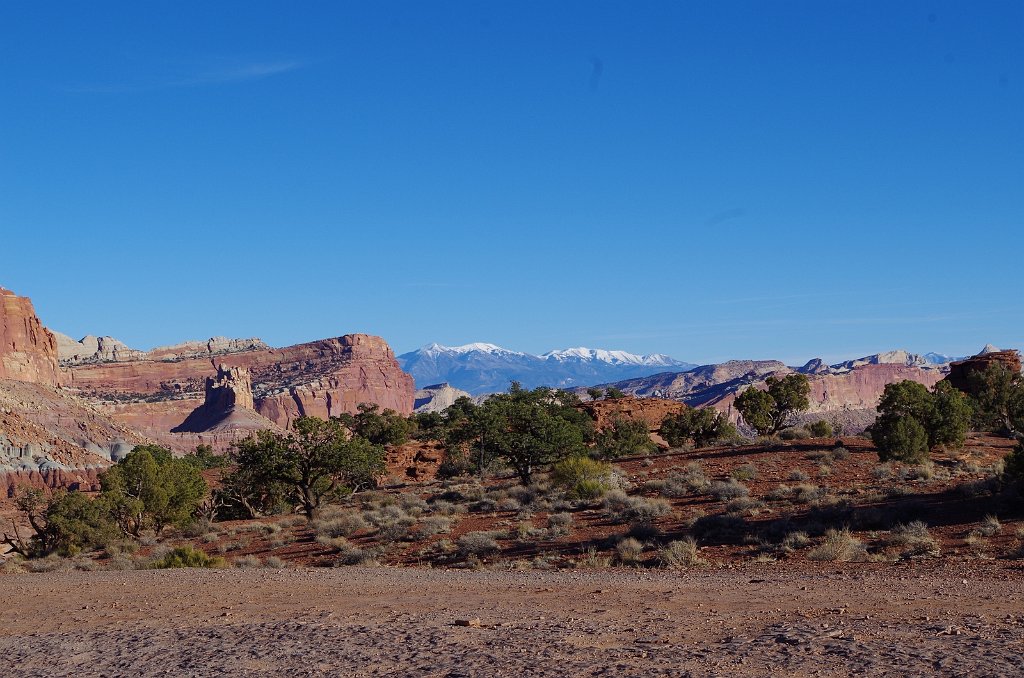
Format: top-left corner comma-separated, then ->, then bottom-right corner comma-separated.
2,562 -> 1022,677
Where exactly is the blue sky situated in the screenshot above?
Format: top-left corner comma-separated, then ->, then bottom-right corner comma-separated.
1,1 -> 1020,365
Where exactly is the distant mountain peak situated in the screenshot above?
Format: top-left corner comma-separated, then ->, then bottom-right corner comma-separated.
979,343 -> 1001,355
399,342 -> 695,394
420,342 -> 524,356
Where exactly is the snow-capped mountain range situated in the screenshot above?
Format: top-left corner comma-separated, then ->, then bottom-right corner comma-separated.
398,343 -> 695,395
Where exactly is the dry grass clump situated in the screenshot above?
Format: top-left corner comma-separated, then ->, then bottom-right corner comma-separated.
975,514 -> 1002,537
576,547 -> 612,569
781,531 -> 811,552
313,512 -> 368,539
807,528 -> 865,562
658,537 -> 706,568
886,521 -> 940,559
602,491 -> 672,525
644,474 -> 689,498
616,537 -> 645,565
788,468 -> 810,482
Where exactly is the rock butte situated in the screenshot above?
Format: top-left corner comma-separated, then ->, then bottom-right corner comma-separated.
0,286 -> 415,487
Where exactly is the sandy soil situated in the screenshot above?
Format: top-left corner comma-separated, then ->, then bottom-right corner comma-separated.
3,561 -> 1023,677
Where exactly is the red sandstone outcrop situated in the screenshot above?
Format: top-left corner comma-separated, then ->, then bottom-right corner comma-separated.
0,288 -> 60,387
944,349 -> 1022,393
386,440 -> 445,481
578,396 -> 687,432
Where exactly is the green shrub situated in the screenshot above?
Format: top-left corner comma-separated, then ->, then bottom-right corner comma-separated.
551,456 -> 614,499
873,415 -> 929,464
148,545 -> 224,569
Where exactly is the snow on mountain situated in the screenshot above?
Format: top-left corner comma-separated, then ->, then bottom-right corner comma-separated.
541,347 -> 685,367
398,343 -> 695,395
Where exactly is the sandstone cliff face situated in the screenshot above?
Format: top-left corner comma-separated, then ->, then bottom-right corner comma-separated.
66,333 -> 415,443
0,288 -> 60,387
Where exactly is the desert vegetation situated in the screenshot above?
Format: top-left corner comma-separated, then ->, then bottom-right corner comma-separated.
3,367 -> 1024,574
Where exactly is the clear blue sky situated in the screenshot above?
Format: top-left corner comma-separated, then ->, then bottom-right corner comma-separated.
1,1 -> 1021,365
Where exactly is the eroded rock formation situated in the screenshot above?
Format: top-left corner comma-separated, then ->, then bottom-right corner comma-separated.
172,365 -> 271,434
945,349 -> 1022,394
0,288 -> 60,386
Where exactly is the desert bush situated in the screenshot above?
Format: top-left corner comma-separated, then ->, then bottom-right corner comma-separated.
788,468 -> 810,481
710,479 -> 749,501
551,456 -> 614,500
730,463 -> 758,481
547,512 -> 573,533
808,420 -> 834,437
661,407 -> 737,448
263,556 -> 286,568
831,446 -> 850,461
595,417 -> 657,459
792,484 -> 827,504
806,528 -> 864,562
457,531 -> 501,557
645,473 -> 691,498
766,484 -> 794,501
234,555 -> 263,568
658,537 -> 706,568
331,539 -> 368,566
148,545 -> 224,569
616,537 -> 644,565
780,427 -> 812,441
886,521 -> 939,558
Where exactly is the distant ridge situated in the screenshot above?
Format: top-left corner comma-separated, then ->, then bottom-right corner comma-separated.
398,343 -> 695,395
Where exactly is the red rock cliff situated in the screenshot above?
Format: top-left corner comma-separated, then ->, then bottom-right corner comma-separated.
0,288 -> 60,387
67,333 -> 416,432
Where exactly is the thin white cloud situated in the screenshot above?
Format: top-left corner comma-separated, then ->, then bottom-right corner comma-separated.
65,60 -> 304,93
